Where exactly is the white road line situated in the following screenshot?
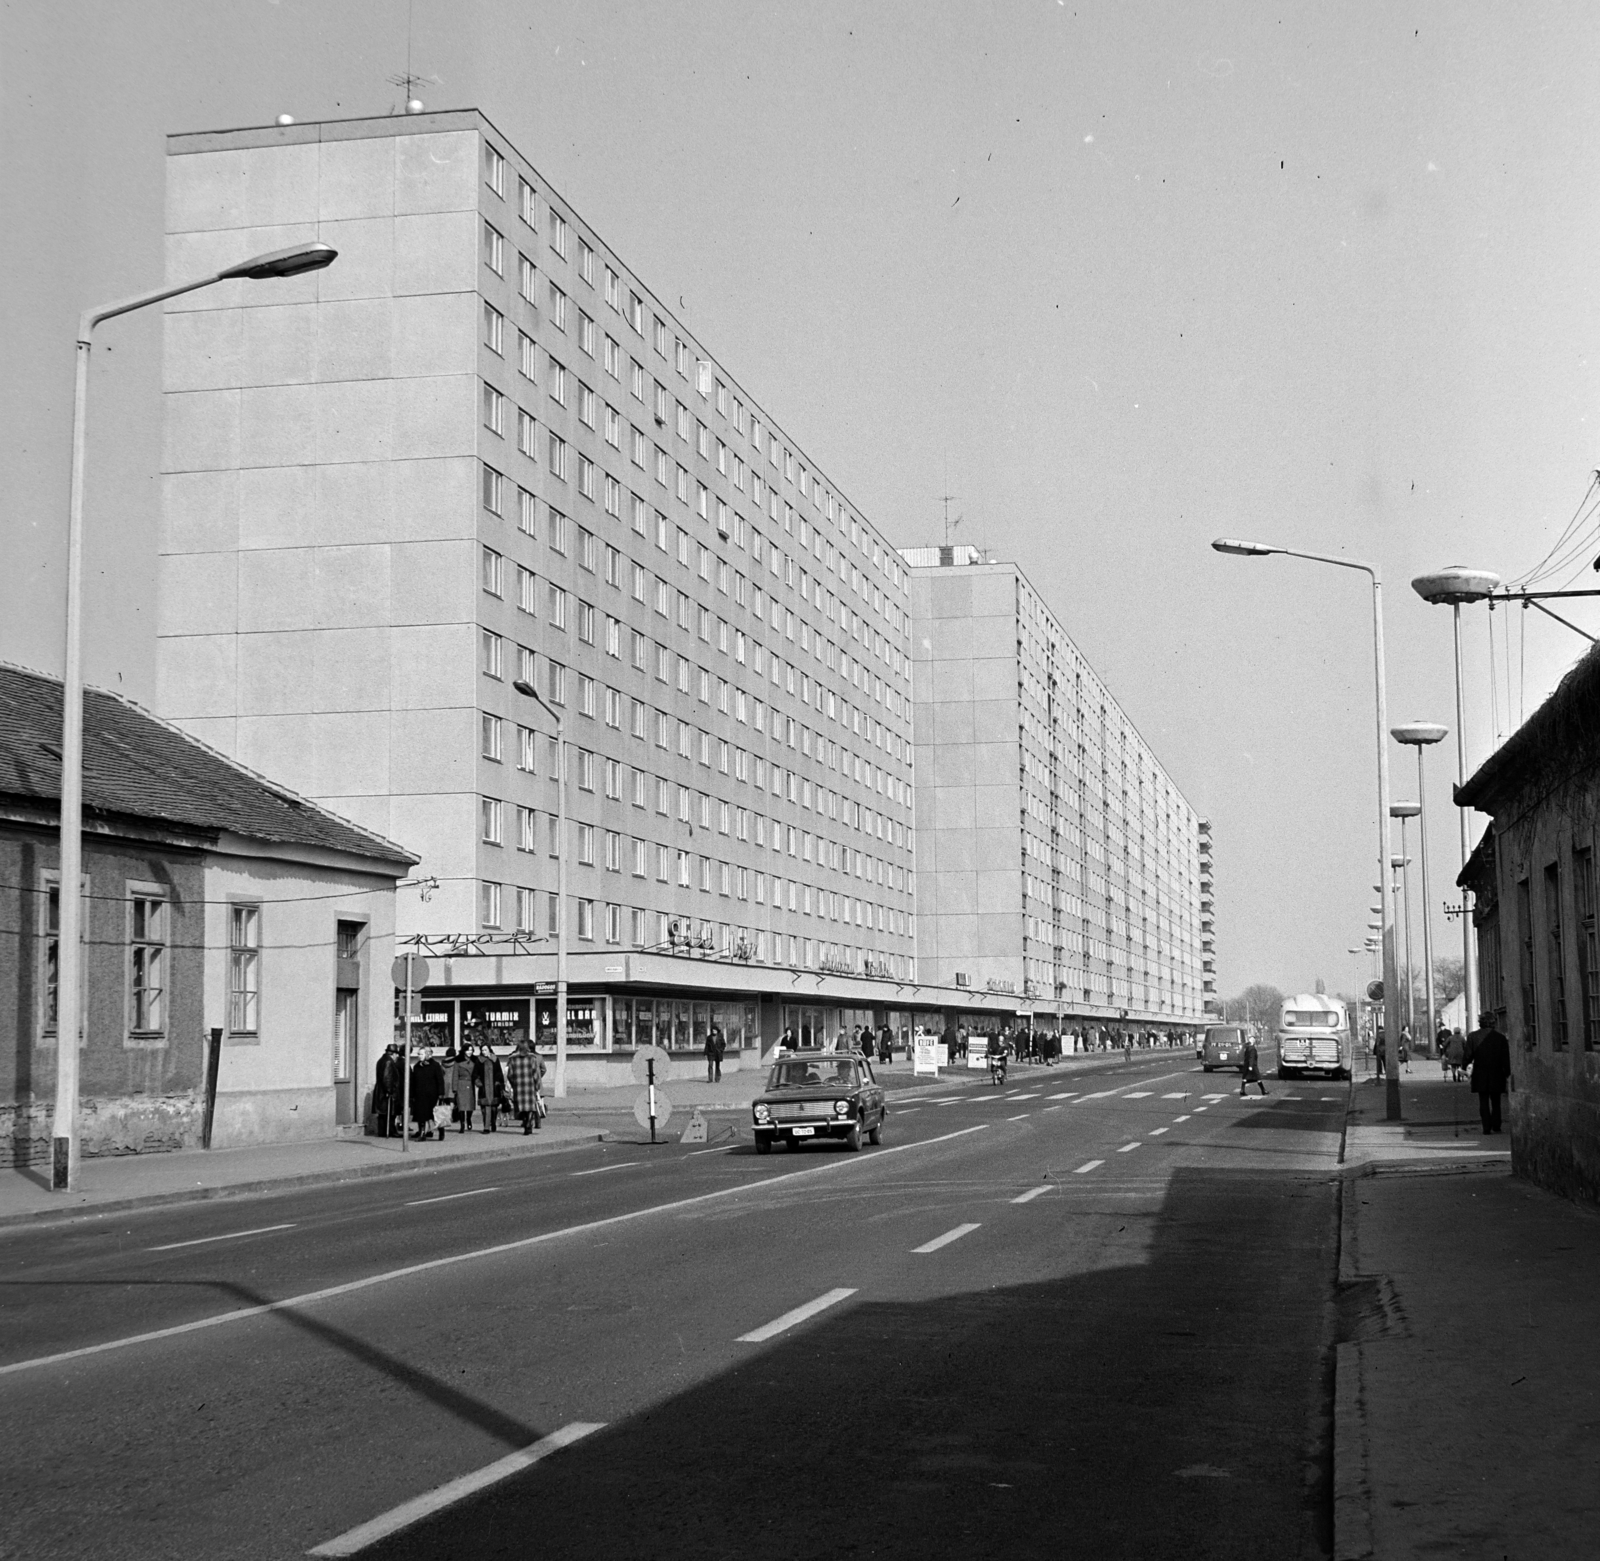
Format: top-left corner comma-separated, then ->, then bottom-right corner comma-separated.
309,1421 -> 604,1556
1043,1105 -> 1064,1112
1073,1159 -> 1104,1174
569,1162 -> 642,1177
1148,1127 -> 1169,1136
912,1223 -> 981,1254
1011,1185 -> 1051,1204
0,1123 -> 990,1380
146,1223 -> 295,1253
1117,1142 -> 1141,1153
1202,1094 -> 1228,1101
1123,1091 -> 1153,1099
404,1188 -> 501,1208
1006,1113 -> 1031,1121
938,1100 -> 963,1107
1193,1106 -> 1209,1113
1161,1093 -> 1189,1100
1073,1090 -> 1119,1103
1280,1095 -> 1301,1101
1047,1092 -> 1079,1100
686,1144 -> 736,1156
1010,1093 -> 1042,1100
1173,1114 -> 1191,1122
1320,1095 -> 1341,1101
736,1287 -> 858,1343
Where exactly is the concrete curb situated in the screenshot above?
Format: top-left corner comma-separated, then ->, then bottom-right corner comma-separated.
0,1129 -> 608,1233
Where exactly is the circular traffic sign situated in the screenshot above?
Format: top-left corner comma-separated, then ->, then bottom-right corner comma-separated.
391,955 -> 431,989
634,1087 -> 673,1131
1366,979 -> 1385,1002
630,1044 -> 673,1085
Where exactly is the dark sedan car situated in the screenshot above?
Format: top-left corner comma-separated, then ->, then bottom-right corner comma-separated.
752,1051 -> 886,1153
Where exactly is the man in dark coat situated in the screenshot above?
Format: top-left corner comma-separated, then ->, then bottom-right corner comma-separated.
705,1023 -> 725,1082
374,1044 -> 403,1136
1238,1035 -> 1268,1096
1466,1012 -> 1512,1134
409,1051 -> 443,1140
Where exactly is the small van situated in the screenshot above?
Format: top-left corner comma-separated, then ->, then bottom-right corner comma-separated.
1202,1024 -> 1247,1072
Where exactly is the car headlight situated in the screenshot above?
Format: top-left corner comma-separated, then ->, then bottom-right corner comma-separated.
754,1103 -> 771,1123
834,1099 -> 852,1116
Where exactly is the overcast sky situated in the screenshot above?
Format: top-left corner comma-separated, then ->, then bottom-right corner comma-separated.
4,0 -> 1597,1000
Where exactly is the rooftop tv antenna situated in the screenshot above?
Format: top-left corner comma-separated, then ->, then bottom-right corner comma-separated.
940,494 -> 963,546
388,0 -> 439,112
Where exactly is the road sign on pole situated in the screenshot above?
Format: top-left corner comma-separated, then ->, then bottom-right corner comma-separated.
1366,979 -> 1385,1002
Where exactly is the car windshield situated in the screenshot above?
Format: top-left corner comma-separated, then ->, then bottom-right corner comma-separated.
768,1059 -> 858,1090
1207,1030 -> 1242,1046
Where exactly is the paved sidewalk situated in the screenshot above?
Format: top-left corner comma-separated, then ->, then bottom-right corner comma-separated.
1336,1075 -> 1598,1559
1343,1065 -> 1511,1170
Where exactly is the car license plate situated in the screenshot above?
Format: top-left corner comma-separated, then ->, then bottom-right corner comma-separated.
790,1126 -> 815,1136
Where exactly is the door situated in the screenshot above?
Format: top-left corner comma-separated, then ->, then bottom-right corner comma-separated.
333,989 -> 358,1124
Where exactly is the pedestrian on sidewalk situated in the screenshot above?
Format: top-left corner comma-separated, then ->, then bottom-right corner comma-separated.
705,1022 -> 725,1082
506,1033 -> 546,1134
1398,1024 -> 1412,1073
475,1044 -> 505,1133
1467,1012 -> 1512,1135
450,1048 -> 475,1132
409,1050 -> 444,1141
1239,1035 -> 1268,1097
374,1043 -> 403,1136
1445,1028 -> 1467,1082
1372,1026 -> 1386,1083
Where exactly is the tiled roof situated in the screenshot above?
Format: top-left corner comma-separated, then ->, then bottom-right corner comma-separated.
0,663 -> 416,869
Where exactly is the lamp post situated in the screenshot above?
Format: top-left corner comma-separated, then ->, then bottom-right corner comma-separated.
1411,567 -> 1500,1030
1393,721 -> 1449,1057
514,679 -> 569,1097
1389,821 -> 1417,1037
51,242 -> 337,1192
1214,539 -> 1402,1118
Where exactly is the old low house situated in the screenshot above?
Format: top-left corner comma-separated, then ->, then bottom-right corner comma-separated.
1,664 -> 416,1165
1457,640 -> 1600,1206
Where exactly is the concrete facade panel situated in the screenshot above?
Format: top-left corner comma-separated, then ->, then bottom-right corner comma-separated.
161,470 -> 239,555
240,142 -> 320,227
932,788 -> 975,833
164,225 -> 323,312
233,714 -> 317,796
312,544 -> 391,629
237,548 -> 315,632
310,711 -> 392,796
239,383 -> 318,469
239,465 -> 316,551
164,388 -> 241,473
390,623 -> 476,708
392,539 -> 475,626
165,148 -> 247,234
394,131 -> 479,216
392,375 -> 475,459
163,306 -> 243,391
318,136 -> 396,222
238,631 -> 316,716
388,707 -> 479,794
925,575 -> 972,619
315,297 -> 395,383
313,462 -> 395,547
314,378 -> 395,464
392,211 -> 477,297
392,292 -> 479,379
317,216 -> 396,303
390,456 -> 476,542
240,302 -> 316,386
155,634 -> 237,722
156,552 -> 237,638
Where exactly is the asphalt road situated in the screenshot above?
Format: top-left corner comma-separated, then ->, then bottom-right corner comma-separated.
0,1049 -> 1348,1560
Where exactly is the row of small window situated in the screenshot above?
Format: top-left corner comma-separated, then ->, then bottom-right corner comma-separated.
38,887 -> 261,1042
480,171 -> 907,601
1492,847 -> 1600,1052
479,874 -> 911,938
482,795 -> 908,888
481,437 -> 909,661
481,706 -> 911,844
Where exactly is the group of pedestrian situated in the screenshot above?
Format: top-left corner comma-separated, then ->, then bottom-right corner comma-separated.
1364,1011 -> 1513,1136
374,1032 -> 547,1138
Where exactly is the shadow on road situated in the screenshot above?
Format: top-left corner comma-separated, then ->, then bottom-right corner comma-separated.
361,1163 -> 1339,1561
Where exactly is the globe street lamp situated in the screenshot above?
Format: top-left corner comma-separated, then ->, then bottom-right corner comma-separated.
51,242 -> 338,1192
514,679 -> 570,1096
1410,567 -> 1499,1030
1393,721 -> 1449,1058
1214,539 -> 1403,1118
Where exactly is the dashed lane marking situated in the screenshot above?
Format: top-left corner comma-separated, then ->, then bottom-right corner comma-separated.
1193,1106 -> 1210,1113
1123,1091 -> 1154,1099
1161,1093 -> 1189,1100
1173,1114 -> 1191,1122
1,1124 -> 991,1380
570,1162 -> 642,1177
1148,1127 -> 1169,1136
912,1223 -> 982,1255
686,1144 -> 737,1156
1117,1142 -> 1141,1153
1073,1090 -> 1120,1103
1073,1160 -> 1104,1174
1202,1094 -> 1228,1101
1011,1185 -> 1052,1204
1320,1096 -> 1341,1101
309,1422 -> 606,1556
404,1188 -> 501,1208
1043,1105 -> 1064,1112
1006,1113 -> 1031,1121
147,1223 -> 295,1252
1047,1092 -> 1079,1100
736,1287 -> 859,1343
1010,1093 -> 1042,1100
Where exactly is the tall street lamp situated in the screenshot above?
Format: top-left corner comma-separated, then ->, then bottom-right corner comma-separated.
51,242 -> 338,1192
1389,808 -> 1419,1035
1393,721 -> 1449,1056
1214,539 -> 1403,1119
514,679 -> 570,1096
1411,567 -> 1500,1029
